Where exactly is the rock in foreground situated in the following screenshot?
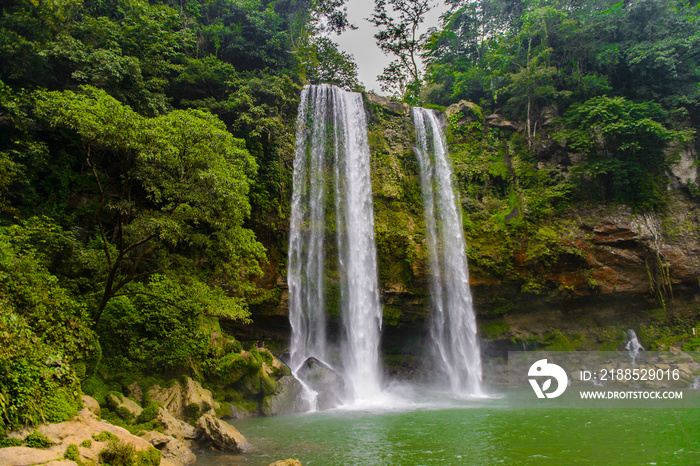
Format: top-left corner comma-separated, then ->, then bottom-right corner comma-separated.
196,414 -> 255,453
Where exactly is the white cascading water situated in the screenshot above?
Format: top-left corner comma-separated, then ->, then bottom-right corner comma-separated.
288,84 -> 383,403
625,329 -> 644,366
288,85 -> 330,373
412,107 -> 482,396
332,88 -> 384,401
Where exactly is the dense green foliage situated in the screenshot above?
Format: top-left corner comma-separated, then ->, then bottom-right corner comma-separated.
425,0 -> 700,113
419,0 -> 698,208
555,96 -> 689,209
0,224 -> 92,433
365,0 -> 698,323
0,0 -> 357,431
0,0 -> 698,435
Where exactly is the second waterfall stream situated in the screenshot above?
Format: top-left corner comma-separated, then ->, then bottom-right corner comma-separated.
412,107 -> 482,396
288,84 -> 482,407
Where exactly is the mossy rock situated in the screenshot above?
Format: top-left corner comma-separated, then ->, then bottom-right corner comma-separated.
105,391 -> 125,408
135,402 -> 161,424
269,361 -> 292,379
64,444 -> 80,461
260,372 -> 280,397
184,402 -> 201,422
25,431 -> 54,448
210,352 -> 250,385
481,320 -> 511,340
115,406 -> 135,422
236,373 -> 262,396
255,348 -> 274,366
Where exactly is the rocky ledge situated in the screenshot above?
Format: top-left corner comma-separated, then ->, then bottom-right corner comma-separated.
1,377 -> 258,466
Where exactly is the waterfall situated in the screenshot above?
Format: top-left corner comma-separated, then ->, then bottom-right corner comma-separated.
625,329 -> 644,366
288,85 -> 330,372
412,107 -> 482,396
288,84 -> 383,402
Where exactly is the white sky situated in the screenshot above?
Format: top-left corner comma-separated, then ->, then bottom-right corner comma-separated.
333,0 -> 450,95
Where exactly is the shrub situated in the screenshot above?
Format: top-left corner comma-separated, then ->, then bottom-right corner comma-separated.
0,437 -> 22,447
99,439 -> 135,466
81,375 -> 110,405
0,312 -> 81,434
93,431 -> 119,442
24,431 -> 54,448
135,403 -> 161,424
136,447 -> 161,466
113,406 -> 134,423
0,227 -> 97,434
80,439 -> 92,448
64,443 -> 80,461
0,222 -> 101,375
96,282 -> 211,374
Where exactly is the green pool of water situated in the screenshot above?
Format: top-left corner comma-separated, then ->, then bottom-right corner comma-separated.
195,396 -> 700,465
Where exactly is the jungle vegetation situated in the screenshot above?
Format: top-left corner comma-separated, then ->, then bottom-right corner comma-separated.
0,0 -> 697,434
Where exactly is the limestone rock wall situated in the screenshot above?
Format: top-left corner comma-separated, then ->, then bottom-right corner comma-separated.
236,94 -> 700,352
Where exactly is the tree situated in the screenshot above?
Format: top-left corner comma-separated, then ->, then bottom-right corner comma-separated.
556,96 -> 691,209
302,37 -> 362,90
422,0 -> 528,104
35,86 -> 264,325
377,60 -> 411,97
489,6 -> 571,148
369,0 -> 432,101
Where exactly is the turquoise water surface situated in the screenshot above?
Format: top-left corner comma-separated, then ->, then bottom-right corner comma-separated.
195,395 -> 700,465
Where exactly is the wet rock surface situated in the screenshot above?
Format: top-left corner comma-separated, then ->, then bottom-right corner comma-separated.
196,414 -> 255,453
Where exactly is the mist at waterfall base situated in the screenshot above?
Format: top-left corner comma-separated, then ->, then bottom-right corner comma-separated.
286,85 -> 483,409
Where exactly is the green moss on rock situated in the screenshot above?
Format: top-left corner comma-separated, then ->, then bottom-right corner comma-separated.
25,431 -> 54,449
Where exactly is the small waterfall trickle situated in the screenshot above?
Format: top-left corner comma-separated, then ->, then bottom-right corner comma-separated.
412,107 -> 482,396
288,84 -> 383,404
625,329 -> 644,366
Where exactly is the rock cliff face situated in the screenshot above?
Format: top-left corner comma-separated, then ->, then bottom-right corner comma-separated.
237,94 -> 700,355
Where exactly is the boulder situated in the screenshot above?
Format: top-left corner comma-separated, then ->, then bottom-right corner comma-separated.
156,407 -> 200,441
148,377 -> 220,420
81,395 -> 100,417
0,447 -> 61,466
107,393 -> 143,419
262,375 -> 306,416
260,348 -> 292,378
445,100 -> 482,123
365,93 -> 410,115
668,144 -> 698,187
268,460 -> 303,466
1,409 -> 156,466
485,113 -> 519,131
195,414 -> 255,453
127,381 -> 144,402
140,431 -> 196,465
296,357 -> 346,410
